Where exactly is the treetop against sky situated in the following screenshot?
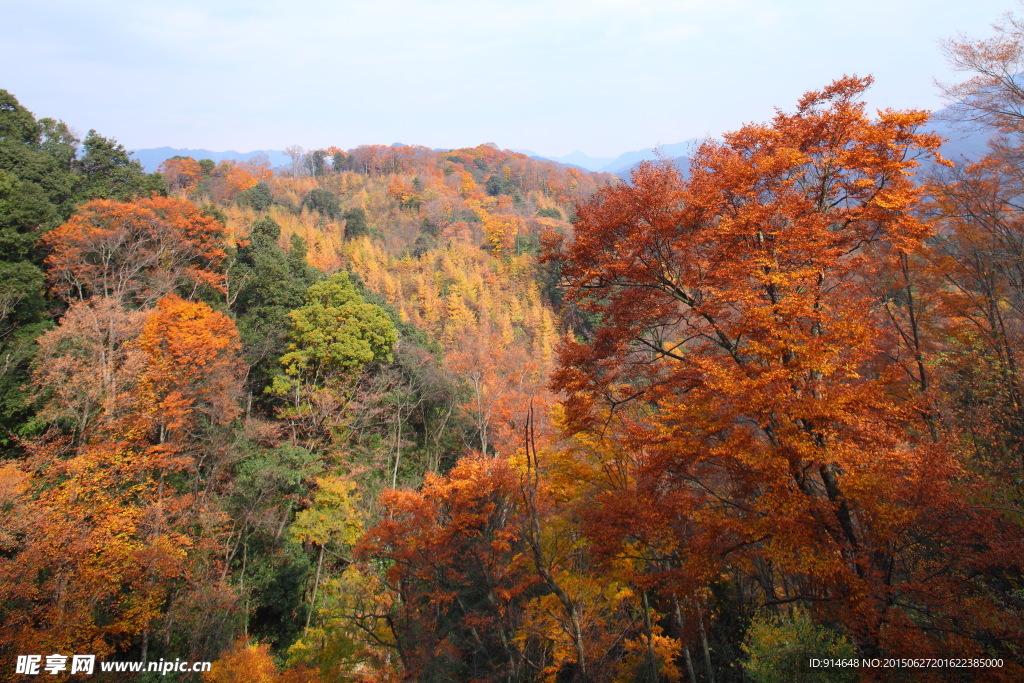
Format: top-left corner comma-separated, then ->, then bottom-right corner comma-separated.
0,0 -> 1016,156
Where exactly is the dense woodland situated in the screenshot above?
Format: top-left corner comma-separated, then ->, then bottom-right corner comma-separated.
3,16 -> 1024,683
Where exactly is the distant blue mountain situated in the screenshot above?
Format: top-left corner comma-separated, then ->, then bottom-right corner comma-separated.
538,151 -> 617,171
515,140 -> 704,176
928,115 -> 993,166
599,140 -> 704,176
553,151 -> 617,170
506,148 -> 605,171
131,147 -> 291,173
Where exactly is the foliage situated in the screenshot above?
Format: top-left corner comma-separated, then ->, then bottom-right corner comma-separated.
159,156 -> 203,193
203,637 -> 325,683
0,439 -> 192,660
275,272 -> 396,381
31,296 -> 146,442
291,476 -> 364,549
134,293 -> 243,434
76,129 -> 165,200
268,272 -> 396,449
741,611 -> 857,683
342,207 -> 368,240
225,437 -> 323,649
305,149 -> 327,178
43,195 -> 227,305
551,75 -> 1015,663
2,293 -> 244,662
0,168 -> 50,338
0,91 -> 165,455
300,189 -> 340,219
237,182 -> 273,212
357,455 -> 534,679
9,51 -> 1024,679
230,217 -> 321,409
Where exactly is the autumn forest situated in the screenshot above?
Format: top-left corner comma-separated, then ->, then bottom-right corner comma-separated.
3,16 -> 1024,683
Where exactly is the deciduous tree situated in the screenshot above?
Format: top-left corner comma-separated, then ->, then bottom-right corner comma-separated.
134,293 -> 243,441
552,76 -> 1014,662
2,294 -> 245,662
43,196 -> 227,305
32,296 -> 146,446
357,455 -> 534,679
159,156 -> 203,193
268,272 -> 396,449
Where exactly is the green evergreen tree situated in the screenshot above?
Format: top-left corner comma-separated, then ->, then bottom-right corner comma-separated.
76,129 -> 165,201
301,189 -> 340,219
0,91 -> 81,452
342,208 -> 368,240
237,182 -> 273,212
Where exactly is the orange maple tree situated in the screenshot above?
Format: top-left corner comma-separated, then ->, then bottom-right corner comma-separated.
43,196 -> 227,305
357,455 -> 535,679
0,295 -> 244,661
551,76 -> 1016,662
134,293 -> 243,442
159,156 -> 203,193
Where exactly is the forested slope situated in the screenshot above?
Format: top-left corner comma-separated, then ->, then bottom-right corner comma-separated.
3,18 -> 1024,681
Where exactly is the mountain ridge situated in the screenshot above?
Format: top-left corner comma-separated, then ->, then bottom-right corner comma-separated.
130,112 -> 993,178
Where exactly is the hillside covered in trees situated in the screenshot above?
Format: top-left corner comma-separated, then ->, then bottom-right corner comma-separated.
3,15 -> 1024,682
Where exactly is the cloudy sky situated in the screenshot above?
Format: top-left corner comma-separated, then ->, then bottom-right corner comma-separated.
0,0 -> 1015,157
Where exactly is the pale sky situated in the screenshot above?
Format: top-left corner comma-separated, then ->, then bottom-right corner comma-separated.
0,0 -> 1016,158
